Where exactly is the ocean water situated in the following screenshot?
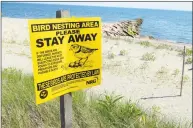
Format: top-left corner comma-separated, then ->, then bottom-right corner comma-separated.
2,2 -> 192,44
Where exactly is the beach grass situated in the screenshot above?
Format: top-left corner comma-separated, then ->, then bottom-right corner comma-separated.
172,69 -> 180,77
185,57 -> 192,64
2,68 -> 192,128
186,48 -> 192,56
183,75 -> 190,82
156,44 -> 172,50
139,62 -> 149,70
139,41 -> 152,47
156,66 -> 169,79
141,52 -> 156,61
107,52 -> 116,59
119,49 -> 127,56
178,48 -> 192,57
4,39 -> 17,44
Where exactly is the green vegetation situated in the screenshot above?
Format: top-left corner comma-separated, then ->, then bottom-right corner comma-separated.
128,27 -> 137,37
156,66 -> 169,79
4,39 -> 16,44
178,48 -> 192,56
139,62 -> 149,70
156,44 -> 172,50
157,67 -> 168,74
17,50 -> 27,56
186,49 -> 192,56
2,68 -> 192,128
23,39 -> 30,46
139,41 -> 152,47
141,52 -> 156,61
185,57 -> 192,64
103,36 -> 133,44
183,75 -> 190,82
172,69 -> 180,77
177,48 -> 192,62
107,52 -> 116,59
119,50 -> 127,56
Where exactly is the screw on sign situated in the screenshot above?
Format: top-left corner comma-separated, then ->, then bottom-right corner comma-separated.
40,90 -> 48,99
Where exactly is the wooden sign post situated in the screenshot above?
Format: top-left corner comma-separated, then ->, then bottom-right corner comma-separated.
28,10 -> 101,127
56,10 -> 72,128
180,46 -> 186,96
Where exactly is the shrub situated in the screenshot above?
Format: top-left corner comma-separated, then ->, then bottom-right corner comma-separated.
139,62 -> 149,70
119,50 -> 127,56
178,48 -> 192,56
185,57 -> 192,64
156,66 -> 169,79
139,41 -> 152,47
7,40 -> 16,44
157,67 -> 168,74
156,44 -> 171,50
107,52 -> 115,59
186,49 -> 192,56
183,75 -> 190,82
172,69 -> 180,77
141,52 -> 156,61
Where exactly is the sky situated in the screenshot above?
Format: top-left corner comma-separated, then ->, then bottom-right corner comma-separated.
21,1 -> 192,11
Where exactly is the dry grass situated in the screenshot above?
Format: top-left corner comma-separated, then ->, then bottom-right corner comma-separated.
141,52 -> 156,61
107,52 -> 116,59
139,41 -> 153,47
119,50 -> 127,56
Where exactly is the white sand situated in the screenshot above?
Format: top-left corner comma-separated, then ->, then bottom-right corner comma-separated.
2,17 -> 192,122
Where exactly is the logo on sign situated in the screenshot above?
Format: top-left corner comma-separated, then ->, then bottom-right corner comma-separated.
86,77 -> 98,85
39,90 -> 48,99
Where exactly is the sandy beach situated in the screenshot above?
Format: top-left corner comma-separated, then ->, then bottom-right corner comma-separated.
2,17 -> 192,122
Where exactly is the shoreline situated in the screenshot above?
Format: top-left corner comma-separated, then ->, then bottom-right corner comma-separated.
140,35 -> 192,46
2,17 -> 192,46
2,17 -> 192,122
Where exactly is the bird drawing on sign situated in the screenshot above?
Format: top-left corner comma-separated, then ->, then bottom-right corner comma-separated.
69,44 -> 98,68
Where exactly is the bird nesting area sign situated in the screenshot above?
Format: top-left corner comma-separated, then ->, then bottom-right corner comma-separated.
28,17 -> 102,104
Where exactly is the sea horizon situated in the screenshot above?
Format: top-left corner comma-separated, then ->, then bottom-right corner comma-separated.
5,1 -> 193,12
2,2 -> 192,44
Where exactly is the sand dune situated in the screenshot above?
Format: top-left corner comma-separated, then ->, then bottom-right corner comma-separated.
2,17 -> 192,122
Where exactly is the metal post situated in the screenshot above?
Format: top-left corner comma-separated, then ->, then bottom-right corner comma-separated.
60,96 -> 65,128
180,46 -> 186,96
56,10 -> 72,128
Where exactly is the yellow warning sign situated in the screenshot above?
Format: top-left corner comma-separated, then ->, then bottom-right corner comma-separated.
28,17 -> 102,104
